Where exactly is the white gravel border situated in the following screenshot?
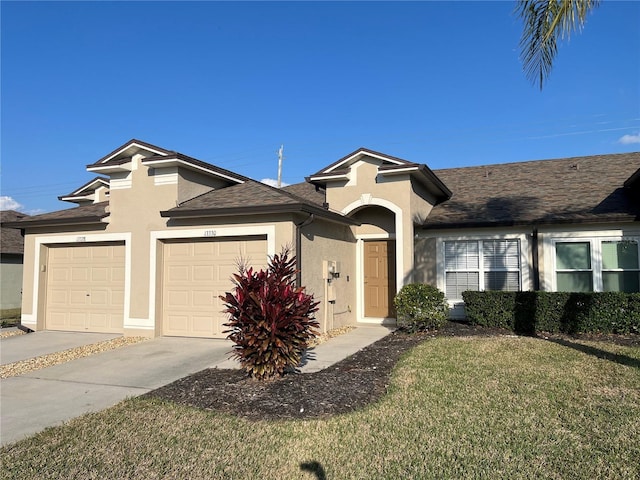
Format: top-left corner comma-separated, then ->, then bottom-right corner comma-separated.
0,336 -> 148,379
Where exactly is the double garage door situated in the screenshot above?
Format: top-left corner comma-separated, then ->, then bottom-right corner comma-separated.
162,236 -> 267,338
44,237 -> 266,337
46,243 -> 125,334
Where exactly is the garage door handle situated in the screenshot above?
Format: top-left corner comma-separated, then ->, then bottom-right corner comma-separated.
86,294 -> 90,296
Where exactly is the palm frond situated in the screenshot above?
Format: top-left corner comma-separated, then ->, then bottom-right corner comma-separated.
515,0 -> 600,89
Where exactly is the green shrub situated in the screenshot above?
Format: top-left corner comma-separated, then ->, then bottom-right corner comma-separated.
394,283 -> 449,332
461,291 -> 517,330
462,290 -> 640,335
221,248 -> 320,380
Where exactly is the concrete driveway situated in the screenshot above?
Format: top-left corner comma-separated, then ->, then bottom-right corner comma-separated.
1,332 -> 235,446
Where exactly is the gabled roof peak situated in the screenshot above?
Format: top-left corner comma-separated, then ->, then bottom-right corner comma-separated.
311,147 -> 415,176
86,139 -> 173,169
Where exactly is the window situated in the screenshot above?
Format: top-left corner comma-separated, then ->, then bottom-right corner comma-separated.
555,242 -> 593,292
444,239 -> 521,299
602,240 -> 640,293
553,238 -> 639,293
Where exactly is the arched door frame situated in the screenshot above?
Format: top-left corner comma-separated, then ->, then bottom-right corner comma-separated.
342,196 -> 405,322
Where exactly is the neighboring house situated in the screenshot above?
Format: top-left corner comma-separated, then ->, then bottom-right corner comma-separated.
7,139 -> 640,336
0,210 -> 30,311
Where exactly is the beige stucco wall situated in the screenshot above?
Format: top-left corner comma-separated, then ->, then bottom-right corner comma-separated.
351,206 -> 395,236
413,237 -> 437,285
298,217 -> 357,331
20,154 -> 300,336
177,169 -> 230,205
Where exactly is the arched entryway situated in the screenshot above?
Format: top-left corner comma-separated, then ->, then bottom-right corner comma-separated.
348,203 -> 400,322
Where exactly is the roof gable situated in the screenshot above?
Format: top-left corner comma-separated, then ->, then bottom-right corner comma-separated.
311,147 -> 414,177
58,176 -> 109,203
308,148 -> 452,202
624,167 -> 640,189
86,139 -> 172,169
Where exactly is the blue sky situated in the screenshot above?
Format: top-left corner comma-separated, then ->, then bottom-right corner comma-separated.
2,1 -> 639,214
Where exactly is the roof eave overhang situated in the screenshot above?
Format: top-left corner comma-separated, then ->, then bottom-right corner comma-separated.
306,173 -> 350,185
161,203 -> 360,226
58,195 -> 93,203
86,164 -> 131,174
419,216 -> 639,230
4,216 -> 109,229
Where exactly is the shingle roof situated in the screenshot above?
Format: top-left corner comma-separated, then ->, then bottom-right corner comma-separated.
423,152 -> 640,229
1,210 -> 29,254
4,202 -> 109,228
282,182 -> 326,206
161,180 -> 357,225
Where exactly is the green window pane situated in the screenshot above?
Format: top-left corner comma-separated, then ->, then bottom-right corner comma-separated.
602,241 -> 639,270
603,272 -> 640,293
557,272 -> 593,292
556,242 -> 591,270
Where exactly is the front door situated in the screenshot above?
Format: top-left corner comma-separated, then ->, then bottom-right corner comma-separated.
364,240 -> 396,318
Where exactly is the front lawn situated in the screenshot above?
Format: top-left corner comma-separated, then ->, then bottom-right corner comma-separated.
2,335 -> 639,479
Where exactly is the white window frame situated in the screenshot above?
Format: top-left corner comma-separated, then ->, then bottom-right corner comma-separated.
550,236 -> 640,292
554,241 -> 594,292
437,234 -> 529,302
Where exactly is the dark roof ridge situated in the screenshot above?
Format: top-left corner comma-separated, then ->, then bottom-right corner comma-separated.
434,151 -> 640,173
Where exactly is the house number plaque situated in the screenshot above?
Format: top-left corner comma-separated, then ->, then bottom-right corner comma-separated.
204,230 -> 217,237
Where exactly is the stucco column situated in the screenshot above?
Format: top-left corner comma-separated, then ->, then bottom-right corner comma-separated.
400,215 -> 414,289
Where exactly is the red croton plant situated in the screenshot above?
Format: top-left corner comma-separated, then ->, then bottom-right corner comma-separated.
221,248 -> 320,380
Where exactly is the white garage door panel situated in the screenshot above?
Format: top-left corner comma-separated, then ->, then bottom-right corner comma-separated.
162,237 -> 267,338
45,243 -> 125,333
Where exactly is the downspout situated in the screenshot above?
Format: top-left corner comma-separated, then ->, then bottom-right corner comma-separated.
531,226 -> 540,291
295,214 -> 315,287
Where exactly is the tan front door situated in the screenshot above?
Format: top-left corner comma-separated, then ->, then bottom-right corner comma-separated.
364,240 -> 396,318
45,243 -> 125,333
162,236 -> 267,338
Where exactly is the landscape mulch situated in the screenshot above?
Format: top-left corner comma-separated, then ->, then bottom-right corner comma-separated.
145,322 -> 639,421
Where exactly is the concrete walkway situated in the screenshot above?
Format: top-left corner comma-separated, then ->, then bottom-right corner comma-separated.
0,325 -> 392,446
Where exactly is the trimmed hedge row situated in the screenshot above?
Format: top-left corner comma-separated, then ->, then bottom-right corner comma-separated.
461,291 -> 640,335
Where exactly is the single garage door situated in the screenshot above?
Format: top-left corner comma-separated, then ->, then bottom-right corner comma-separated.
162,236 -> 267,338
46,243 -> 125,333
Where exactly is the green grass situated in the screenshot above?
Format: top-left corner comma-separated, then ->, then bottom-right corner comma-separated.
0,308 -> 20,327
2,336 -> 639,479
